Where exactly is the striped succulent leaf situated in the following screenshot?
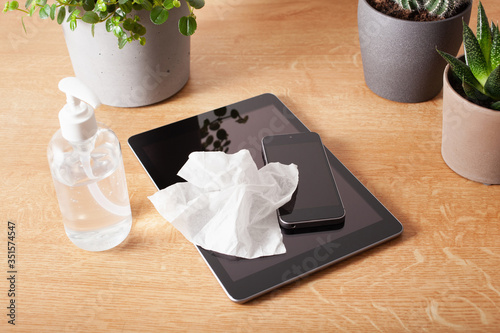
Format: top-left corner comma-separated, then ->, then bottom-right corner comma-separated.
490,23 -> 500,72
476,1 -> 492,68
390,0 -> 470,18
464,21 -> 490,86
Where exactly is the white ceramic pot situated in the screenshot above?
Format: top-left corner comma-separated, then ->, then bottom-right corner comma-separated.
62,7 -> 190,107
441,65 -> 500,185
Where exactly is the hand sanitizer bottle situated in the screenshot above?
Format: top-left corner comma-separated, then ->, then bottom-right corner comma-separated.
48,77 -> 132,251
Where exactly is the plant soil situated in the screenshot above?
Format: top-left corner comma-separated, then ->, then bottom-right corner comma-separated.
366,0 -> 469,21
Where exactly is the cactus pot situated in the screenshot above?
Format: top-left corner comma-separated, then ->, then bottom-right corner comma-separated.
357,0 -> 472,103
62,7 -> 190,107
441,64 -> 500,185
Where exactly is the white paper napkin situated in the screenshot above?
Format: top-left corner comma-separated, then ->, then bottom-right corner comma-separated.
148,149 -> 299,259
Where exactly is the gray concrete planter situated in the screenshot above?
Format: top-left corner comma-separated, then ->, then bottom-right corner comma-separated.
62,7 -> 190,107
357,0 -> 471,103
441,65 -> 500,185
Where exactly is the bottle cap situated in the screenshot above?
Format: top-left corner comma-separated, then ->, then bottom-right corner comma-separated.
58,77 -> 101,142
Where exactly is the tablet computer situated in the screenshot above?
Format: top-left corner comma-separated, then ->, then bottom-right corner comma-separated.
128,93 -> 403,303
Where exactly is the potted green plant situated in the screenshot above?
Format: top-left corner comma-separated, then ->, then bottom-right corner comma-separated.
437,1 -> 500,184
3,0 -> 205,107
358,0 -> 472,103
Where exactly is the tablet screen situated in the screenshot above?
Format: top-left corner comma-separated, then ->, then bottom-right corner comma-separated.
217,167 -> 381,281
129,94 -> 403,302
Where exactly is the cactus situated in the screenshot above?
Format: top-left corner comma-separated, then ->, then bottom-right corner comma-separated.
390,0 -> 471,18
437,1 -> 500,110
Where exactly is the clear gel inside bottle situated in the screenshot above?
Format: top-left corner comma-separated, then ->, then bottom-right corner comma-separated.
48,124 -> 132,251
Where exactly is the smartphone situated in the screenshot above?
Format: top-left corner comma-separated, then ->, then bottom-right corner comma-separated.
262,132 -> 345,229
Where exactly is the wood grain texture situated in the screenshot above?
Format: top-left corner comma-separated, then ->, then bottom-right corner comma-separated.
1,0 -> 499,331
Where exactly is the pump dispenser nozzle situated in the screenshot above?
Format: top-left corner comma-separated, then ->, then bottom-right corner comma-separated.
56,77 -> 131,217
49,77 -> 132,251
58,77 -> 101,143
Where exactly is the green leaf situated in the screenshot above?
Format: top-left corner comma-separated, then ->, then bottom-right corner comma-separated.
39,3 -> 50,19
118,0 -> 128,4
163,0 -> 174,10
25,0 -> 33,9
49,3 -> 56,20
82,0 -> 95,11
123,19 -> 146,36
410,0 -> 419,11
119,1 -> 132,14
98,10 -> 107,19
132,23 -> 146,36
430,0 -> 447,17
491,23 -> 500,73
437,49 -> 483,92
82,11 -> 99,24
139,37 -> 146,45
113,25 -> 126,39
105,18 -> 113,32
36,0 -> 46,6
462,80 -> 489,102
178,15 -> 196,36
97,2 -> 107,12
484,66 -> 500,99
67,8 -> 79,19
150,6 -> 169,25
187,0 -> 204,9
69,18 -> 77,31
9,1 -> 19,11
28,4 -> 35,15
114,8 -> 126,18
463,20 -> 489,86
476,0 -> 491,67
490,101 -> 500,110
56,6 -> 65,24
118,37 -> 127,49
141,0 -> 153,11
122,18 -> 135,31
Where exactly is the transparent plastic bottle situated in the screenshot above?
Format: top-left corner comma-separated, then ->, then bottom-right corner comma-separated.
48,77 -> 132,251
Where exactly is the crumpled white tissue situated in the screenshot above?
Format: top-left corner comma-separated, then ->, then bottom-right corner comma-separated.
148,149 -> 299,259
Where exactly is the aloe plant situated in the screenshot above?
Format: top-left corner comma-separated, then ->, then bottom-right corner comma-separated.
437,1 -> 500,111
391,0 -> 471,18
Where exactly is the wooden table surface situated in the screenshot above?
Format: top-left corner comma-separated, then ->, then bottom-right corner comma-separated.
1,0 -> 499,331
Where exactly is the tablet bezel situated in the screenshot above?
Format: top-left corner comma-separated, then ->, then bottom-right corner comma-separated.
128,93 -> 403,303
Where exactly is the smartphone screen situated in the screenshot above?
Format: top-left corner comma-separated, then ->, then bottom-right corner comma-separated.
262,132 -> 345,229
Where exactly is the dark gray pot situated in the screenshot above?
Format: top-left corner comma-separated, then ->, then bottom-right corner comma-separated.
357,0 -> 472,103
